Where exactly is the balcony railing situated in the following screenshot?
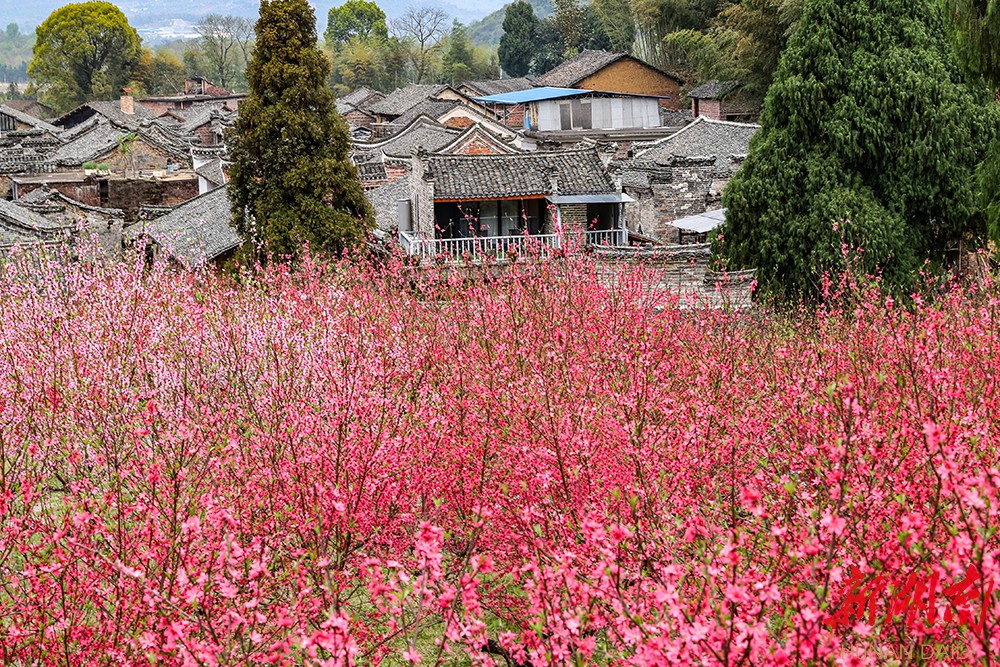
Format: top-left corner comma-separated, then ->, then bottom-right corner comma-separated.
399,229 -> 628,262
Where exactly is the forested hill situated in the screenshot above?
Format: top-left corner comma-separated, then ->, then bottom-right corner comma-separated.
467,0 -> 554,47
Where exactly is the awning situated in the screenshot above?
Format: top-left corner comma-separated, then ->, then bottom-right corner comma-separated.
670,208 -> 726,234
546,193 -> 635,205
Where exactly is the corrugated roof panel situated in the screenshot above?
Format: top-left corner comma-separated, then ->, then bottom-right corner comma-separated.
474,87 -> 593,105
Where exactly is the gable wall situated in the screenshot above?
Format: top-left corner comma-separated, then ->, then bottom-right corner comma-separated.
579,61 -> 683,109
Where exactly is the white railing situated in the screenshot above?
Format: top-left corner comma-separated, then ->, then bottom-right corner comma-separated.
399,229 -> 628,262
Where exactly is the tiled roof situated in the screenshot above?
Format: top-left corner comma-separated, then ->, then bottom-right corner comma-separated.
126,185 -> 241,267
341,87 -> 384,107
686,80 -> 742,99
365,178 -> 411,230
49,119 -> 189,166
367,85 -> 448,117
354,117 -> 460,158
0,197 -> 75,250
423,149 -> 615,200
54,100 -> 156,130
631,117 -> 759,176
386,100 -> 463,134
462,78 -> 534,96
195,158 -> 227,188
0,104 -> 61,133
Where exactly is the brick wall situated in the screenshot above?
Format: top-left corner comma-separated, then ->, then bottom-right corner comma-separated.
345,109 -> 375,128
108,177 -> 199,221
17,180 -> 102,207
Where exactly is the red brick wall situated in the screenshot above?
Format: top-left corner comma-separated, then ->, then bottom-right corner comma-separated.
345,109 -> 375,128
695,99 -> 723,120
19,181 -> 101,207
450,136 -> 502,155
192,122 -> 215,146
443,117 -> 475,129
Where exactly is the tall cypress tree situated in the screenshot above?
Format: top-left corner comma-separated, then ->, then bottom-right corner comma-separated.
941,0 -> 1000,244
499,1 -> 538,78
228,0 -> 373,261
718,0 -> 996,299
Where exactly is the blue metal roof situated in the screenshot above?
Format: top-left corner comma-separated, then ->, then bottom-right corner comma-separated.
473,87 -> 592,105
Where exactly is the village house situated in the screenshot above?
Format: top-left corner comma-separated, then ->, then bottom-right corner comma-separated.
687,80 -> 761,122
621,116 -> 759,242
0,104 -> 61,137
14,185 -> 125,257
533,50 -> 685,110
458,78 -> 535,129
125,185 -> 241,268
137,77 -> 246,116
394,148 -> 632,260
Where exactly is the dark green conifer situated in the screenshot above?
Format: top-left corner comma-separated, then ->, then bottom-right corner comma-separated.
718,0 -> 996,299
228,0 -> 373,262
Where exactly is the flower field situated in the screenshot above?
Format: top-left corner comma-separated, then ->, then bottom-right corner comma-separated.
0,255 -> 997,666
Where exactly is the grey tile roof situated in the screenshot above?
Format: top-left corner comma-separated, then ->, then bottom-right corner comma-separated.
367,85 -> 449,117
341,87 -> 384,107
386,100 -> 462,132
195,158 -> 227,188
365,178 -> 411,231
631,117 -> 759,176
686,80 -> 742,99
0,197 -> 75,250
48,119 -> 189,167
126,185 -> 241,267
423,149 -> 615,200
361,117 -> 460,156
48,120 -> 127,165
462,78 -> 534,96
0,104 -> 61,133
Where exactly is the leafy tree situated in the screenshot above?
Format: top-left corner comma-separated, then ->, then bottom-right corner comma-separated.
6,23 -> 19,40
28,1 -> 142,112
591,0 -> 635,52
131,48 -> 187,95
532,17 -> 566,75
718,0 -> 996,300
499,0 -> 538,77
390,7 -> 449,84
228,0 -> 373,261
667,0 -> 802,93
553,0 -> 587,56
941,0 -> 1000,244
633,0 -> 722,68
196,14 -> 254,91
334,36 -> 387,90
326,0 -> 388,48
443,21 -> 476,84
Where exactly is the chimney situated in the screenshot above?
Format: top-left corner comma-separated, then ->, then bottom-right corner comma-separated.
120,88 -> 134,115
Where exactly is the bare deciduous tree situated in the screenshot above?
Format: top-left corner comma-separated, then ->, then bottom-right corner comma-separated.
196,14 -> 253,90
390,7 -> 449,84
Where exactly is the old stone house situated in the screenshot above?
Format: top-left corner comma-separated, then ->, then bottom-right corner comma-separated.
621,117 -> 758,243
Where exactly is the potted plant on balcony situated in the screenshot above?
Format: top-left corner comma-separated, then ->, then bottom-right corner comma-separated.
96,163 -> 111,176
83,161 -> 98,176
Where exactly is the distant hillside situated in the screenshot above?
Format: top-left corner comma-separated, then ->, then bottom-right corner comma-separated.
467,0 -> 554,48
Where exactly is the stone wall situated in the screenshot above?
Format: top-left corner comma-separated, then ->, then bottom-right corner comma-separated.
624,157 -> 719,243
